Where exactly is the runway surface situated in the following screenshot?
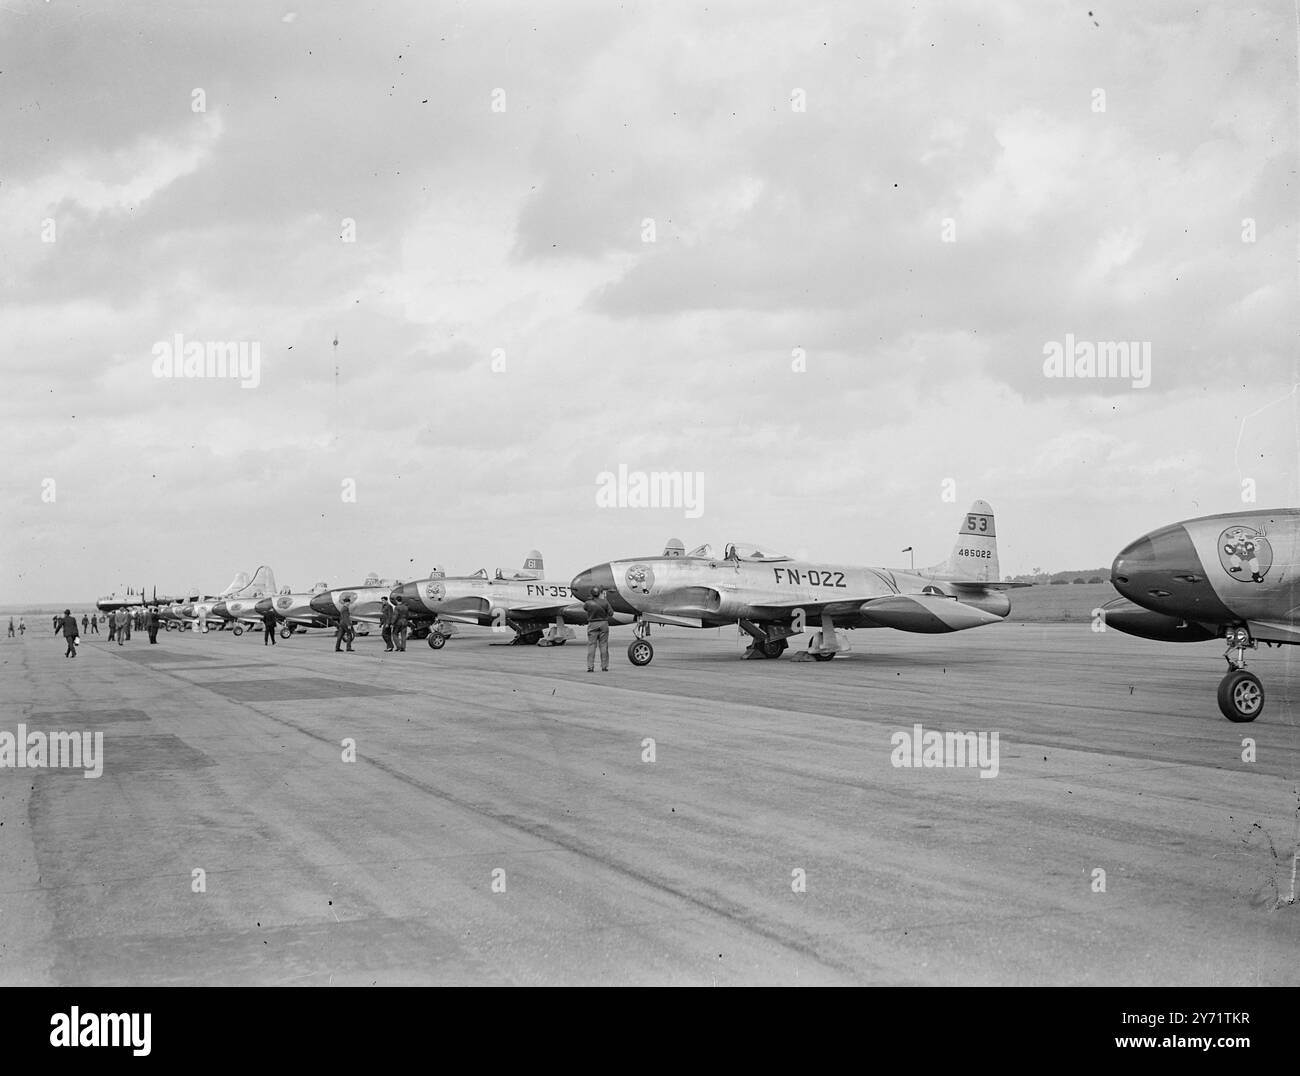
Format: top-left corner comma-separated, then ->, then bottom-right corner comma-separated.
2,622 -> 1297,985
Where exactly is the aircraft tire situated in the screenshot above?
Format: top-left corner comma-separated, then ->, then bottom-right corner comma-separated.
280,627 -> 292,639
1218,670 -> 1264,722
628,639 -> 654,666
812,651 -> 836,661
232,625 -> 243,637
428,632 -> 447,650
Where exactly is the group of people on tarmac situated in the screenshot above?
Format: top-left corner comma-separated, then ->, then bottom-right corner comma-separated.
11,583 -> 620,671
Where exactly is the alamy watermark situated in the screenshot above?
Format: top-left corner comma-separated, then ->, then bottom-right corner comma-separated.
1042,334 -> 1150,389
596,465 -> 704,519
0,724 -> 103,778
890,723 -> 999,778
151,333 -> 261,388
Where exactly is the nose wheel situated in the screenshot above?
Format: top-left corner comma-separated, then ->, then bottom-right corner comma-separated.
628,638 -> 654,666
1218,669 -> 1264,722
427,631 -> 447,649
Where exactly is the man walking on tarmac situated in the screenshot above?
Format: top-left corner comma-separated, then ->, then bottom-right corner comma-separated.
261,606 -> 278,645
58,609 -> 80,658
146,607 -> 160,644
335,598 -> 354,653
392,597 -> 409,652
380,596 -> 395,652
113,606 -> 128,646
88,614 -> 99,634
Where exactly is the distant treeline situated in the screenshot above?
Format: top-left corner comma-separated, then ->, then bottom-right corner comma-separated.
1004,569 -> 1111,585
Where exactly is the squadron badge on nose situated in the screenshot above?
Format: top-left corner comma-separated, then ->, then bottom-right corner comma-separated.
1218,525 -> 1272,583
424,581 -> 445,602
625,564 -> 655,595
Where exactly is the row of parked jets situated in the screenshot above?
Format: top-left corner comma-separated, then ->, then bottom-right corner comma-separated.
96,500 -> 1297,725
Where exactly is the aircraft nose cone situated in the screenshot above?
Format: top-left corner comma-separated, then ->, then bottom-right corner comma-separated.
310,593 -> 337,617
254,597 -> 273,614
571,563 -> 616,601
1111,523 -> 1231,620
391,581 -> 422,609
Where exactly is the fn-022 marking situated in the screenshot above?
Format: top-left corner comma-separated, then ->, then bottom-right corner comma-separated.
773,567 -> 848,587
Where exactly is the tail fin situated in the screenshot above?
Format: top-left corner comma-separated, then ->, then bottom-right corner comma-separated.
220,571 -> 251,597
922,500 -> 1000,583
519,549 -> 544,579
246,566 -> 276,597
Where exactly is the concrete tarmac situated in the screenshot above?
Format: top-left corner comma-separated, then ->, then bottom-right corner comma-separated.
1,622 -> 1297,985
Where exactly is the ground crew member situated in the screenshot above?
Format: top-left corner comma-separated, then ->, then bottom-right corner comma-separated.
146,607 -> 159,644
58,608 -> 79,658
583,585 -> 613,672
18,617 -> 26,635
89,613 -> 99,634
393,598 -> 409,651
6,617 -> 13,637
261,607 -> 278,645
81,614 -> 89,635
113,606 -> 128,646
380,596 -> 395,651
335,599 -> 354,653
107,613 -> 116,642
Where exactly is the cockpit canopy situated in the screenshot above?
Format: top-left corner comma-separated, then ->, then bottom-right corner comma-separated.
686,544 -> 713,558
722,540 -> 790,562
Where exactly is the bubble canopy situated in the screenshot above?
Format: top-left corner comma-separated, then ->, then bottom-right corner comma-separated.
722,541 -> 790,562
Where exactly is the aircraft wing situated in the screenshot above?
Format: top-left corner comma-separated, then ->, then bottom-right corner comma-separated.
749,593 -> 1003,633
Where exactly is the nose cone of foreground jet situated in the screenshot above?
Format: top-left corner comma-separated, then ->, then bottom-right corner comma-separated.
570,563 -> 617,603
1111,523 -> 1233,621
310,592 -> 338,618
254,597 -> 274,615
390,580 -> 425,611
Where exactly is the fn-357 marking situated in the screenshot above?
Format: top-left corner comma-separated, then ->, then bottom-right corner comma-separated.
773,568 -> 847,587
526,584 -> 570,598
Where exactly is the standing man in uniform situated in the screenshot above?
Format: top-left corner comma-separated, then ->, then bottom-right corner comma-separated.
18,617 -> 26,636
335,598 -> 354,653
89,613 -> 99,634
261,605 -> 278,646
380,596 -> 395,652
81,613 -> 89,635
583,585 -> 613,673
6,617 -> 13,637
393,597 -> 409,652
58,609 -> 79,658
113,606 -> 128,646
146,607 -> 159,644
107,612 -> 116,643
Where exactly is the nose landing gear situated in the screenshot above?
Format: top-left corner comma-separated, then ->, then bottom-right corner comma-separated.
1218,626 -> 1264,722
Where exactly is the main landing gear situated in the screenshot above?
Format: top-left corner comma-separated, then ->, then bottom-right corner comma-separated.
738,618 -> 794,660
1218,625 -> 1264,723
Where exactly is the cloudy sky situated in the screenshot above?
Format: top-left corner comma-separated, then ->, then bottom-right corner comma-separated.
1,0 -> 1295,602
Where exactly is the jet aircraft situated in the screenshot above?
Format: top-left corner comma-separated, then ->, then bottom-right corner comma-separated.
570,501 -> 1022,666
392,550 -> 635,648
309,573 -> 405,635
264,582 -> 332,636
1106,507 -> 1300,722
210,567 -> 279,633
